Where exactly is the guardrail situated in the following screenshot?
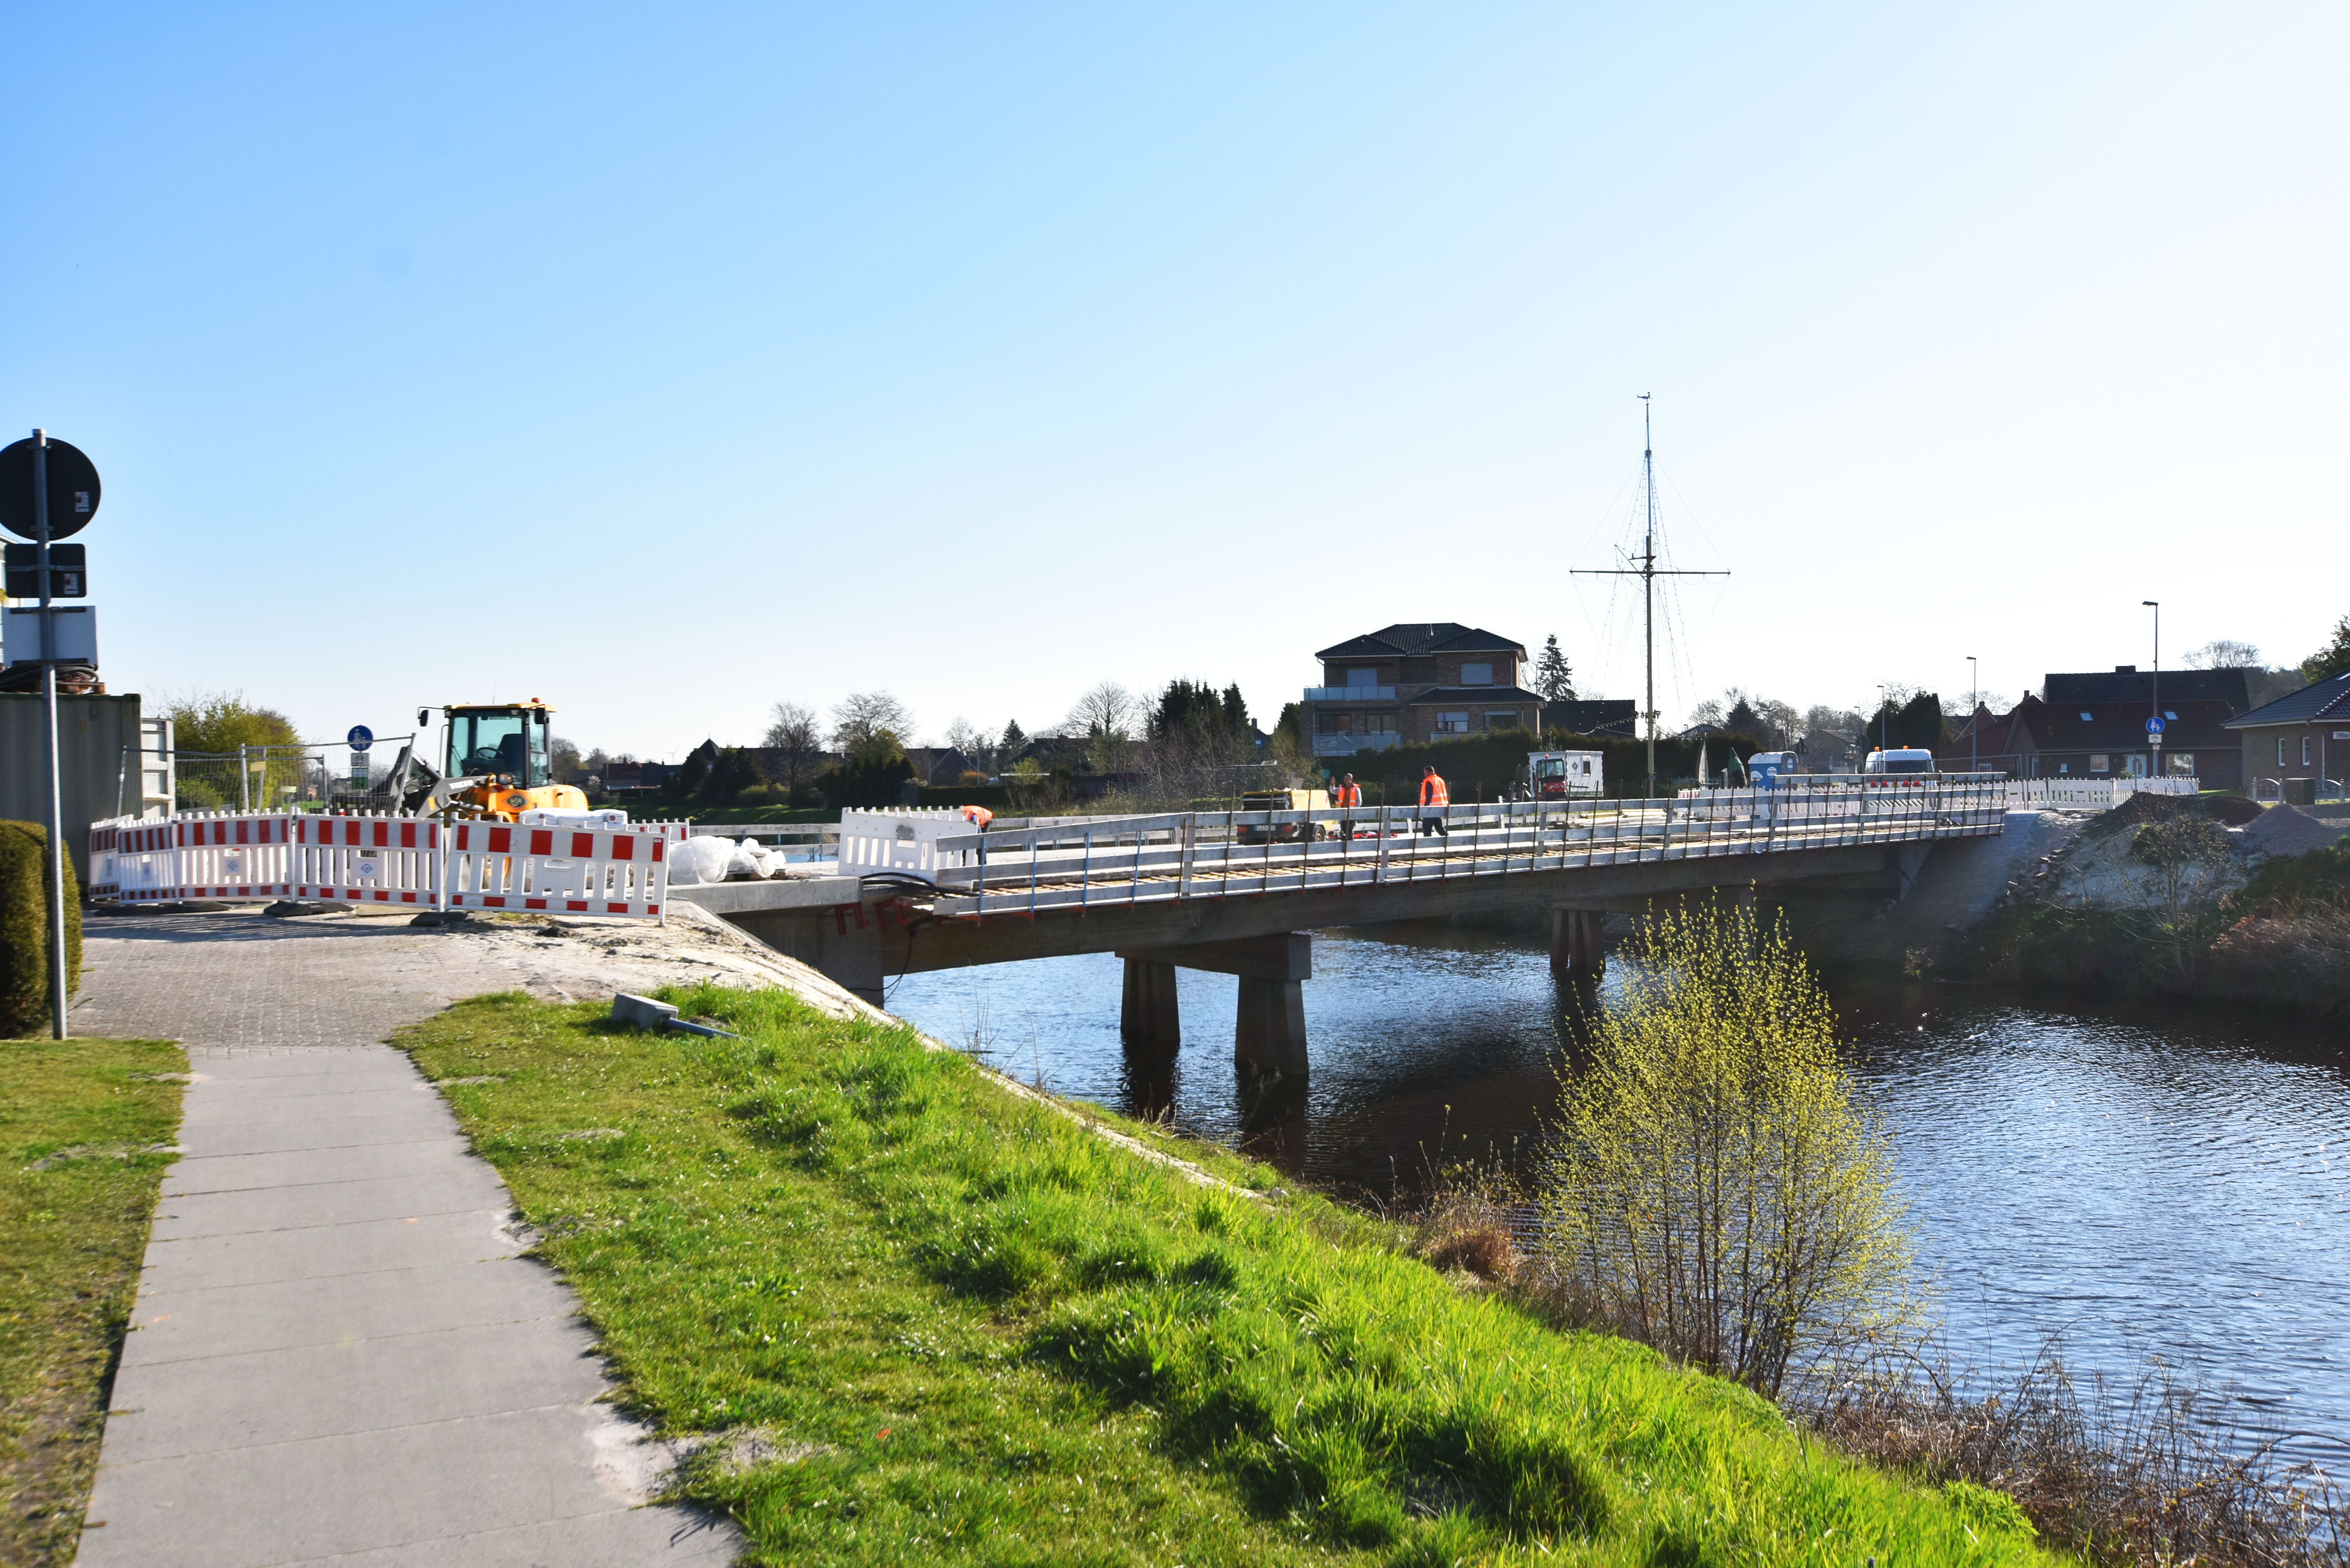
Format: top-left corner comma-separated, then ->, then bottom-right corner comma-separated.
865,778 -> 2008,918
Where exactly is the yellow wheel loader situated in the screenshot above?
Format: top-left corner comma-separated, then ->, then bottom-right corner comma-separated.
370,699 -> 590,822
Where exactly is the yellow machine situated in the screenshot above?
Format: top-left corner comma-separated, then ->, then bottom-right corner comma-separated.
406,699 -> 589,822
1237,787 -> 1337,843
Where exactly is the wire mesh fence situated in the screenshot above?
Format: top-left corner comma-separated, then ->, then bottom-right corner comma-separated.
142,736 -> 425,815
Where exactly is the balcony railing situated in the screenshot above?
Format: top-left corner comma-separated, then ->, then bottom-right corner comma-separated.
1304,685 -> 1398,702
1313,733 -> 1403,756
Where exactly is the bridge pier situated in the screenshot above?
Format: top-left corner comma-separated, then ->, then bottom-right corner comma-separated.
1120,958 -> 1182,1056
1549,908 -> 1607,979
1116,933 -> 1312,1080
1233,976 -> 1309,1079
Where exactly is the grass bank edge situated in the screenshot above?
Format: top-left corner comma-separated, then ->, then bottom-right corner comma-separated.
396,988 -> 2060,1566
1,1036 -> 187,1568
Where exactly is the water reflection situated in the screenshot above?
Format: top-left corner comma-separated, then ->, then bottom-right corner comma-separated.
885,924 -> 2350,1450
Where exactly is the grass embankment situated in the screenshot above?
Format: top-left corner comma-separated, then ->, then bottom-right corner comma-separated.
400,989 -> 2051,1566
1,1038 -> 186,1566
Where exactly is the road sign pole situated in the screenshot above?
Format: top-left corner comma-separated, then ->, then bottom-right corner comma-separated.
33,430 -> 68,1040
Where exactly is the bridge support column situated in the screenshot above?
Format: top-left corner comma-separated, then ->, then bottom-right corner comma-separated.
1549,908 -> 1607,979
1120,958 -> 1181,1056
1116,933 -> 1312,1079
1234,976 -> 1309,1079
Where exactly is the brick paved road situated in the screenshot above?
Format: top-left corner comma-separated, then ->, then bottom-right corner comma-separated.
70,910 -> 741,1567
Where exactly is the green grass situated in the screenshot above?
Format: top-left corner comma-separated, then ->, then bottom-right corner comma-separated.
398,989 -> 2057,1567
1,1037 -> 186,1567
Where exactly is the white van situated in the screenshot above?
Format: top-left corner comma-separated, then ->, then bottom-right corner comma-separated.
1861,747 -> 1936,783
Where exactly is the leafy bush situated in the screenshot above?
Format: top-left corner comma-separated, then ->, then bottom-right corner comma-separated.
0,823 -> 80,1037
1542,898 -> 1925,1398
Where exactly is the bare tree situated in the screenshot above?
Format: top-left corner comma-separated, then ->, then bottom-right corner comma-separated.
942,716 -> 995,775
1065,682 -> 1137,743
763,701 -> 825,801
2184,639 -> 2262,669
831,691 -> 914,752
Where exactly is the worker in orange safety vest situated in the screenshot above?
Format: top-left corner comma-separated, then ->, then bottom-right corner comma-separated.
1418,765 -> 1449,837
1331,773 -> 1362,808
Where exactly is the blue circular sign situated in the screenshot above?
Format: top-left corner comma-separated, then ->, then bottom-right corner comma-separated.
347,724 -> 375,752
2145,716 -> 2165,735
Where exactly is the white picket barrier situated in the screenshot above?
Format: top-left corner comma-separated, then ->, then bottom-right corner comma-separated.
834,808 -> 984,878
442,819 -> 670,918
290,814 -> 447,907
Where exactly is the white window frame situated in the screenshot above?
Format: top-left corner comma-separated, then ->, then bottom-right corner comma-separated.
1435,711 -> 1470,735
2279,735 -> 2289,766
2090,754 -> 2110,774
2303,735 -> 2313,767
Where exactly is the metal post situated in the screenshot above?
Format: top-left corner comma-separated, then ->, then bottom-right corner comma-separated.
1967,655 -> 1978,775
32,433 -> 70,1040
2143,601 -> 2161,778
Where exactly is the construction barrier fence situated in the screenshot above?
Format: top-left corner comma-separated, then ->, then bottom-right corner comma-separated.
87,810 -> 681,919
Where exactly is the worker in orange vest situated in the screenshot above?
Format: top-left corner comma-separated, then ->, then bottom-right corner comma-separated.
1331,773 -> 1362,808
1418,765 -> 1449,837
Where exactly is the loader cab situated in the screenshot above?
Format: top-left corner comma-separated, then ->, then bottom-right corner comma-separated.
442,703 -> 554,786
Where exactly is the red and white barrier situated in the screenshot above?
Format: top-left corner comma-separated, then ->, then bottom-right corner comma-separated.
90,810 -> 682,920
443,820 -> 669,917
291,814 -> 446,906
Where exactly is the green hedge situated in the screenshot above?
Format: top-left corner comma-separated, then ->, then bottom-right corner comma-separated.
0,823 -> 81,1037
1318,730 -> 1758,804
916,785 -> 1011,809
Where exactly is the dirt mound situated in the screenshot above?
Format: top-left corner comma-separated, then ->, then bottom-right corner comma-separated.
2242,803 -> 2350,859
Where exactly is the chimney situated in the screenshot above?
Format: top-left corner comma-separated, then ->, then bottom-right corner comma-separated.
2114,665 -> 2137,674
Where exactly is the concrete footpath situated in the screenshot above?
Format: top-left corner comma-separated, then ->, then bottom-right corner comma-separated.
66,908 -> 776,1567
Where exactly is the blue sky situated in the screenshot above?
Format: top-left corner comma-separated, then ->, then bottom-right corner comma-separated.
6,3 -> 2344,758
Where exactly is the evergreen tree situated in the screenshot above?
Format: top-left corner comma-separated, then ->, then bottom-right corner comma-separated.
999,718 -> 1028,761
1725,696 -> 1761,738
2301,615 -> 2350,685
1534,635 -> 1576,702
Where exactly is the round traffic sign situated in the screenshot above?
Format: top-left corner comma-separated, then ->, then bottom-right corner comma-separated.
0,437 -> 101,543
2145,716 -> 2165,735
348,724 -> 375,753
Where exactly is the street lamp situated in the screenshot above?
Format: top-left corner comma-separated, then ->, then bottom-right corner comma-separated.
2143,601 -> 2160,778
1875,683 -> 1890,756
1968,655 -> 1978,774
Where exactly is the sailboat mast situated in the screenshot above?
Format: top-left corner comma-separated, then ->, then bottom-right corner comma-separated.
1642,394 -> 1657,793
1569,394 -> 1727,802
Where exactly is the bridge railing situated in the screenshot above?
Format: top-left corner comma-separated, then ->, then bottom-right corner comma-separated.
908,777 -> 2008,918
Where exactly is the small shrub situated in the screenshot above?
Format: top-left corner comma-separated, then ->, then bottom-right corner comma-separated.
0,822 -> 80,1036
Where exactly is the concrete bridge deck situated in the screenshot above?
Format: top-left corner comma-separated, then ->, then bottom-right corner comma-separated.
673,781 -> 2005,1077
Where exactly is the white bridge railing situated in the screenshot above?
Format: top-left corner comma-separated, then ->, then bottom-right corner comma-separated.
850,777 -> 2010,919
2004,776 -> 2196,808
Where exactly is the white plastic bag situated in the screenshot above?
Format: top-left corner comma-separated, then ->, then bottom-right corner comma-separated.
668,836 -> 736,885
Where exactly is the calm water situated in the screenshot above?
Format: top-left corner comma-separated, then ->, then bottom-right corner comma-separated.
886,922 -> 2350,1455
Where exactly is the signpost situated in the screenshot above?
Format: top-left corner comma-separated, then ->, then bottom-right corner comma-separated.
348,725 -> 374,792
1,431 -> 102,1041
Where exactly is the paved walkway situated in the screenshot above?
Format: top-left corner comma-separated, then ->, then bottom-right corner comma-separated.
71,910 -> 748,1567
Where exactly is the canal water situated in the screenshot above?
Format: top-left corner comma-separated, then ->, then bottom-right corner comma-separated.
886,921 -> 2350,1452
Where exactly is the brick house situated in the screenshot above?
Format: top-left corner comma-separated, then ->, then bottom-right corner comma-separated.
2224,670 -> 2350,800
1304,623 -> 1543,757
1955,666 -> 2248,788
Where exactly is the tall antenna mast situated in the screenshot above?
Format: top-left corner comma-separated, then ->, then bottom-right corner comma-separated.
1573,395 -> 1727,794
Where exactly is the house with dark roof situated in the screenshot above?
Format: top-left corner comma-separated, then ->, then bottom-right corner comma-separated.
1304,623 -> 1543,756
1952,665 -> 2247,787
2224,670 -> 2350,801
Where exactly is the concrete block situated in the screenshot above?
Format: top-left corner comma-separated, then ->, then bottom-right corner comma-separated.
612,992 -> 678,1030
